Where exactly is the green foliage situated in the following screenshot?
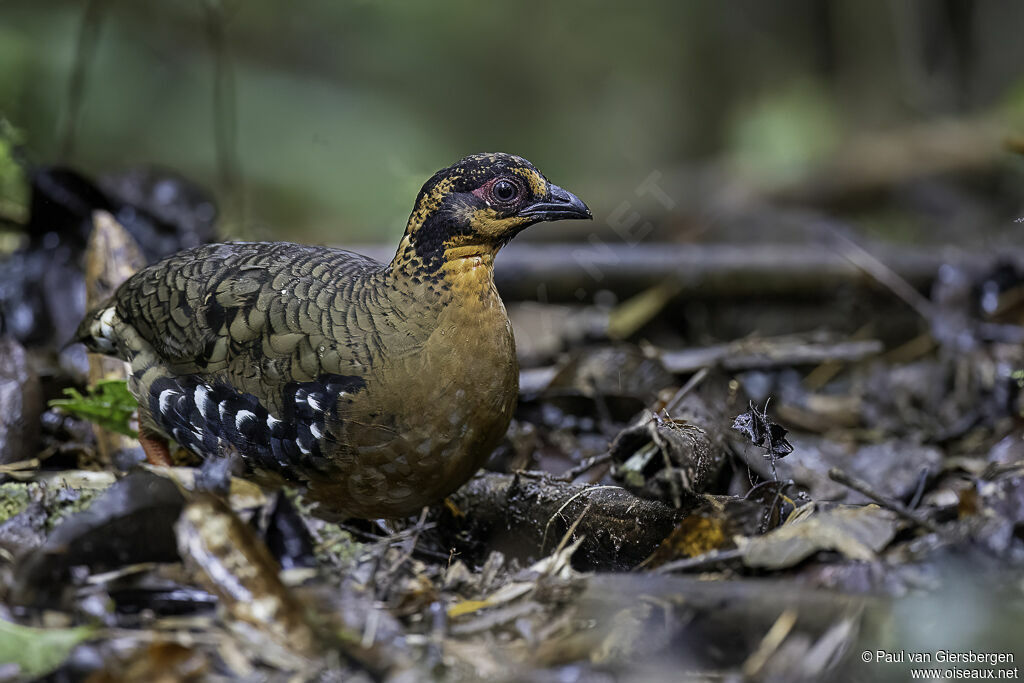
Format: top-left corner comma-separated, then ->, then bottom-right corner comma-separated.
1014,369 -> 1024,417
728,80 -> 840,185
0,619 -> 96,677
50,380 -> 138,437
0,117 -> 26,217
0,482 -> 31,523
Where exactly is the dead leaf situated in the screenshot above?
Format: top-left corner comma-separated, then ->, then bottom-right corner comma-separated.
741,504 -> 898,569
733,400 -> 794,459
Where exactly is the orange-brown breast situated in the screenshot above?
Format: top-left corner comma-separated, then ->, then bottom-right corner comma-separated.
307,251 -> 517,518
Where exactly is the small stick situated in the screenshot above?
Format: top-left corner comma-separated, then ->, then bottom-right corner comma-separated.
907,467 -> 930,510
822,222 -> 935,321
663,367 -> 709,415
827,467 -> 941,533
555,452 -> 614,482
654,548 -> 745,574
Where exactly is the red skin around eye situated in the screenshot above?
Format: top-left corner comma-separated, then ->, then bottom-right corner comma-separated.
471,179 -> 496,204
472,178 -> 520,206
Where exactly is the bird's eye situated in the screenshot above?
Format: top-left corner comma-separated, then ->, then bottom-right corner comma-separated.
490,178 -> 520,204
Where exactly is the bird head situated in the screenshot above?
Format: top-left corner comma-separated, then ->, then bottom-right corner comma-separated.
393,153 -> 591,273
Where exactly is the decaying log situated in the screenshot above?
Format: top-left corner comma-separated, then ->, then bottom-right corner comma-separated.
608,371 -> 740,507
434,472 -> 687,571
609,410 -> 723,508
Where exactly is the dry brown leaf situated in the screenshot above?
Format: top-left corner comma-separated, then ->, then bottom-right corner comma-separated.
741,504 -> 898,569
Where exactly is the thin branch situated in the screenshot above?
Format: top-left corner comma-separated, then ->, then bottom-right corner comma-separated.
654,548 -> 744,574
555,451 -> 613,482
819,218 -> 936,320
827,467 -> 941,533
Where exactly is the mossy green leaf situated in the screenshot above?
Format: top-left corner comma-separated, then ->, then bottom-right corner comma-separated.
0,619 -> 96,677
49,380 -> 138,437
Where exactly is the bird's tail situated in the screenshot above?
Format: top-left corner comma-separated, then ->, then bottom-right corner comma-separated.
74,303 -> 119,354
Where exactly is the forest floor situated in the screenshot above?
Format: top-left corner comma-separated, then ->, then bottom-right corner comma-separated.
1,131 -> 1024,681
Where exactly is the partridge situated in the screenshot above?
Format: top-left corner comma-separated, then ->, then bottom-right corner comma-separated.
76,153 -> 591,517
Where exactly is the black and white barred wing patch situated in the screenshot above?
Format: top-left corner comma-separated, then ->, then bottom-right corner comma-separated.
149,373 -> 366,474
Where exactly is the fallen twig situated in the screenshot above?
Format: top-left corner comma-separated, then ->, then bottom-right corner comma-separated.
659,337 -> 883,375
827,467 -> 941,534
654,548 -> 745,574
554,452 -> 614,482
344,242 -> 1024,302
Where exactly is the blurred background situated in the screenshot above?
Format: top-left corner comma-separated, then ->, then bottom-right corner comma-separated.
1,0 -> 1022,245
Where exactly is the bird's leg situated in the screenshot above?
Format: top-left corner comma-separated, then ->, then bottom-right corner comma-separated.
138,428 -> 173,466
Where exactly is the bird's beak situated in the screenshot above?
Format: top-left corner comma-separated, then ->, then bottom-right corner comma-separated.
519,184 -> 592,222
